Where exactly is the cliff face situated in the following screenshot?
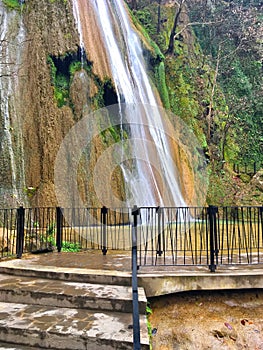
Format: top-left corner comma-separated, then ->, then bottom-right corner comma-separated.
0,0 -> 125,208
20,0 -> 79,206
0,0 -> 203,208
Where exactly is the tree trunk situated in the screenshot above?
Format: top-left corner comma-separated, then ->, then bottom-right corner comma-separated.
166,0 -> 184,55
221,121 -> 231,168
207,45 -> 221,141
131,0 -> 137,10
157,0 -> 161,34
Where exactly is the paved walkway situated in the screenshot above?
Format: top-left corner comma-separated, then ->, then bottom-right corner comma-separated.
4,250 -> 263,274
0,250 -> 263,297
0,250 -> 150,349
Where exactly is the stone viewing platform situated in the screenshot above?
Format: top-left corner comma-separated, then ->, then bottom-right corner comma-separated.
0,251 -> 262,349
0,251 -> 263,297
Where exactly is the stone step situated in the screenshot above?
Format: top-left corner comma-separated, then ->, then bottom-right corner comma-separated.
0,342 -> 42,349
0,302 -> 150,350
0,261 -> 132,286
0,274 -> 147,314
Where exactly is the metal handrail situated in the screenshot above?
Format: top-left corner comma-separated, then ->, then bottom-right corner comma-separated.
0,206 -> 263,271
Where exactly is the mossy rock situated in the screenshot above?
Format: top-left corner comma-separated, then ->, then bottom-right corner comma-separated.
239,173 -> 251,184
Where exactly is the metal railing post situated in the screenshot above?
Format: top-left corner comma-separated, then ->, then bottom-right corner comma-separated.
208,205 -> 218,272
101,206 -> 108,255
56,207 -> 62,253
156,207 -> 163,256
16,206 -> 25,258
132,205 -> 141,350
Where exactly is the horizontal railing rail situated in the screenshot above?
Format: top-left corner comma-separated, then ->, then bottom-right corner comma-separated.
0,206 -> 262,271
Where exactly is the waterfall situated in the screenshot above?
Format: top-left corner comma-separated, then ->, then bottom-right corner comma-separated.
0,4 -> 26,207
74,0 -> 187,208
72,0 -> 85,65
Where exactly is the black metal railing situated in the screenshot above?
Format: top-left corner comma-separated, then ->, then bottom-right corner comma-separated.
233,161 -> 262,175
0,208 -> 17,258
136,206 -> 263,271
0,206 -> 262,271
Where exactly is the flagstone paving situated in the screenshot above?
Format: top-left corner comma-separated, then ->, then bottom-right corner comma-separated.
0,252 -> 150,349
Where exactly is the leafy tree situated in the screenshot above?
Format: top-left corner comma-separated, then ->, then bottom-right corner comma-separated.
188,0 -> 263,163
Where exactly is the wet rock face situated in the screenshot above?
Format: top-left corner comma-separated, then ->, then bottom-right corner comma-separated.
1,0 -> 124,208
20,0 -> 79,207
149,290 -> 263,350
0,2 -> 27,206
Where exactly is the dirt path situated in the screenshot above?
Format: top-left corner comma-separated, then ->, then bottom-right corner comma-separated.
148,289 -> 263,350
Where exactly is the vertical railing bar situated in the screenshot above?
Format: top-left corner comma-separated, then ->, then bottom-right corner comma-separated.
175,209 -> 179,264
56,207 -> 62,253
248,207 -> 252,263
162,207 -> 166,265
16,206 -> 25,258
101,206 -> 107,255
261,207 -> 263,262
187,208 -> 194,265
131,205 -> 141,350
194,208 -> 198,265
257,207 -> 260,262
230,208 -> 235,264
208,205 -> 216,272
236,207 -> 242,263
169,208 -> 175,265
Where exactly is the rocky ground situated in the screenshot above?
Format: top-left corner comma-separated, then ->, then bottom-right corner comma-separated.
148,289 -> 263,350
207,168 -> 263,207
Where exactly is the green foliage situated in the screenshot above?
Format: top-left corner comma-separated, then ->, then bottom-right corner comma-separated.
167,68 -> 200,125
45,223 -> 56,247
189,0 -> 263,165
101,126 -> 122,144
146,304 -> 152,316
47,54 -> 87,108
155,62 -> 170,109
54,88 -> 66,108
61,241 -> 81,252
40,224 -> 81,252
55,73 -> 69,107
69,61 -> 82,77
2,0 -> 21,10
91,77 -> 117,109
46,223 -> 55,236
225,61 -> 253,98
47,56 -> 57,85
23,186 -> 37,198
136,9 -> 156,37
146,303 -> 153,350
129,8 -> 164,64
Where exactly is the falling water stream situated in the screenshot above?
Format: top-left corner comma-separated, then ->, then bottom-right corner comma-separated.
0,3 -> 26,206
73,0 -> 187,207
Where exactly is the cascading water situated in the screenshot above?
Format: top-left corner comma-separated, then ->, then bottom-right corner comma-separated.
72,0 -> 85,65
74,0 -> 187,207
0,3 -> 26,207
